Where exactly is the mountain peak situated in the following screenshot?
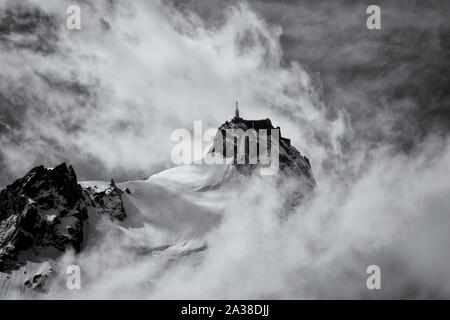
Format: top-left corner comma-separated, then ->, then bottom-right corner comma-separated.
0,163 -> 88,272
0,163 -> 126,272
210,114 -> 316,188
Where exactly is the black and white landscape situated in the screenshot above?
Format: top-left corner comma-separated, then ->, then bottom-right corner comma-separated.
0,0 -> 449,299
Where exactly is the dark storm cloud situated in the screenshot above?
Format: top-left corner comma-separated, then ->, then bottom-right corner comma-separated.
0,2 -> 61,186
275,0 -> 450,149
0,2 -> 60,54
173,0 -> 450,150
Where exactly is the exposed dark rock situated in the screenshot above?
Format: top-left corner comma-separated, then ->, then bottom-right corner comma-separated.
22,271 -> 51,293
83,180 -> 127,221
208,116 -> 316,208
0,163 -> 129,272
210,116 -> 316,183
0,163 -> 87,272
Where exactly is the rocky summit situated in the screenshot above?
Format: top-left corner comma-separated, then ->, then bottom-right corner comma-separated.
0,163 -> 126,272
210,115 -> 316,188
0,163 -> 87,271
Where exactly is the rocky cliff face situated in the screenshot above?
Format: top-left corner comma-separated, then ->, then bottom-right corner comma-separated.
0,163 -> 87,272
210,117 -> 316,188
207,117 -> 316,209
0,163 -> 126,272
83,179 -> 127,221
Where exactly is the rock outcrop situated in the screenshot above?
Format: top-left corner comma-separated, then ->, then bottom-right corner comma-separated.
83,179 -> 127,221
210,116 -> 316,186
0,163 -> 127,272
208,116 -> 316,208
0,163 -> 87,271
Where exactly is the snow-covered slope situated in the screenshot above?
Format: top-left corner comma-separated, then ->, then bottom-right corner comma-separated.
0,261 -> 54,299
82,161 -> 236,249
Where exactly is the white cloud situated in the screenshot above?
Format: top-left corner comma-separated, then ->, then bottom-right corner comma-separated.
2,0 -> 450,299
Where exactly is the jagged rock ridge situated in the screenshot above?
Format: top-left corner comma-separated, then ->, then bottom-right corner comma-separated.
0,163 -> 87,272
210,116 -> 316,188
0,163 -> 126,272
83,179 -> 127,221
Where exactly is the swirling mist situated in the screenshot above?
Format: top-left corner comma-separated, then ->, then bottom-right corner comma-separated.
1,0 -> 449,299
